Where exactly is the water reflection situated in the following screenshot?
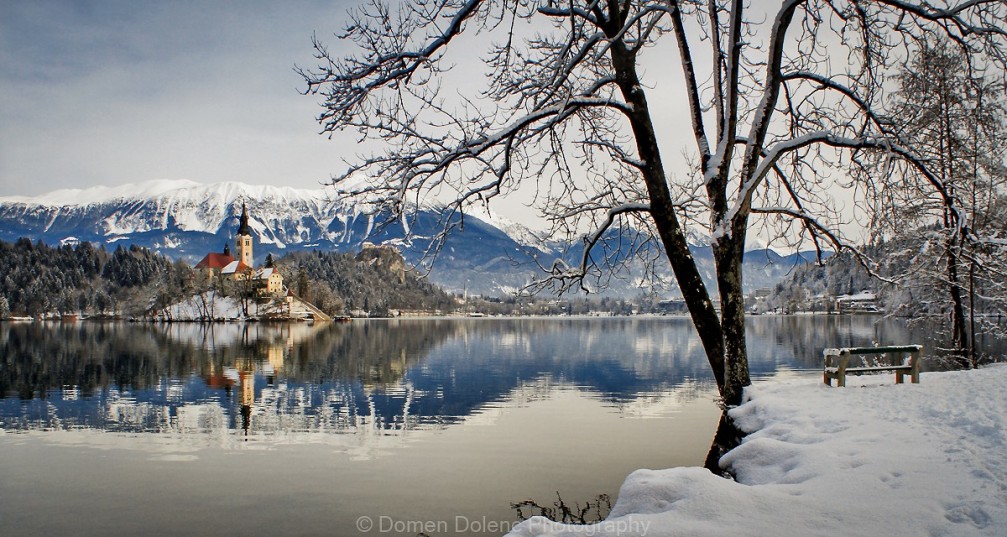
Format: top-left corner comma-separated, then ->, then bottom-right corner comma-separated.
1,316 -> 982,445
0,322 -> 432,438
4,316 -> 994,537
0,319 -> 715,444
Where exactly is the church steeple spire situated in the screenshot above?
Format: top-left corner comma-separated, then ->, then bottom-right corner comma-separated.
237,202 -> 251,237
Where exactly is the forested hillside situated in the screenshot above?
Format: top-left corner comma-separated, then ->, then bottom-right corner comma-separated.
0,238 -> 191,318
768,223 -> 1007,360
0,238 -> 458,319
767,250 -> 879,312
274,249 -> 458,316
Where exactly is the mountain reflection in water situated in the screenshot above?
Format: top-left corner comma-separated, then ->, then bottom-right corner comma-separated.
2,316 -> 988,537
1,315 -> 968,449
0,319 -> 720,447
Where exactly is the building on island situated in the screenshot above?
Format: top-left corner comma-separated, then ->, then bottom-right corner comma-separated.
185,202 -> 334,322
836,290 -> 880,313
235,201 -> 254,268
255,267 -> 283,295
194,202 -> 284,297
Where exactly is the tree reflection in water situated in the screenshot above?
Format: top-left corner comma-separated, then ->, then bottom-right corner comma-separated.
513,492 -> 612,524
0,320 -> 461,435
0,318 -> 714,438
3,316 -> 990,537
0,316 -> 975,442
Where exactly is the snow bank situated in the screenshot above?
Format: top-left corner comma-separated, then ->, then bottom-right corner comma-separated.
158,292 -> 324,321
507,365 -> 1007,537
160,292 -> 248,321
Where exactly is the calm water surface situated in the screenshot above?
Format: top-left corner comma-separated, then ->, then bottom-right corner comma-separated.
0,316 -> 967,536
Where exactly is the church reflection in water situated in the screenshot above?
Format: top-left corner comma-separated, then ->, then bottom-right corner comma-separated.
0,320 -> 479,442
199,327 -> 291,437
195,324 -> 425,439
4,316 -> 896,444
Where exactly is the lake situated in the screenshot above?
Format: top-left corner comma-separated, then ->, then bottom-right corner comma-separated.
0,316 -> 981,536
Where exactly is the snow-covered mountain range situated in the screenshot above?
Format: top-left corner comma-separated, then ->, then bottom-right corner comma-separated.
0,180 -> 817,296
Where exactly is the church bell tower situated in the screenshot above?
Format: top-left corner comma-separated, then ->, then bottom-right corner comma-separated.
236,202 -> 253,267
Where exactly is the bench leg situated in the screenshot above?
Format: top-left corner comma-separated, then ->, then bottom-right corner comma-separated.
895,371 -> 904,384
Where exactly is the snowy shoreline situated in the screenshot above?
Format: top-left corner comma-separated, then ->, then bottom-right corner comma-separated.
507,365 -> 1007,537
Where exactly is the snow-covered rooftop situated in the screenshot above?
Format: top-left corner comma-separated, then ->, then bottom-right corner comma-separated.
221,260 -> 250,274
836,290 -> 877,302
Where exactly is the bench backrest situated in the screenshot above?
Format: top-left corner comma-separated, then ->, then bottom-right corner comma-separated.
823,345 -> 923,357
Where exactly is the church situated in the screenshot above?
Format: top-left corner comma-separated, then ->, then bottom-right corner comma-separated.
195,203 -> 284,296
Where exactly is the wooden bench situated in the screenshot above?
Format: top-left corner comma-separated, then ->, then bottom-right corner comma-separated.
823,345 -> 922,387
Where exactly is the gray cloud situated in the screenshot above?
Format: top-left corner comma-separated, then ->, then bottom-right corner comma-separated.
1,0 -> 356,195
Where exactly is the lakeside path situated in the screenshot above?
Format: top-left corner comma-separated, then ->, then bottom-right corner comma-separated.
508,365 -> 1007,536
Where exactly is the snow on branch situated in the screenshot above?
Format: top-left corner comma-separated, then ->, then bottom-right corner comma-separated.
750,205 -> 897,284
329,95 -> 632,204
668,0 -> 711,160
720,132 -> 972,244
535,202 -> 651,294
780,70 -> 894,131
876,0 -> 1007,36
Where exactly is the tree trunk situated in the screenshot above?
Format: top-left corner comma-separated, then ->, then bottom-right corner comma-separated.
946,231 -> 969,367
714,221 -> 751,407
608,34 -> 730,400
704,411 -> 745,477
969,256 -> 977,368
940,88 -> 969,367
942,221 -> 966,364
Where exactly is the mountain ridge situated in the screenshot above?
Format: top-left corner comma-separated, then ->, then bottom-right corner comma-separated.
0,179 -> 817,296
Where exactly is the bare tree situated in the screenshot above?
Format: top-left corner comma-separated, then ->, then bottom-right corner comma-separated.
961,71 -> 1007,365
194,271 -> 218,321
872,38 -> 1007,367
300,0 -> 1007,406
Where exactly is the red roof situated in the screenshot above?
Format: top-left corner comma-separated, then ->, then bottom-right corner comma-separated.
195,252 -> 236,270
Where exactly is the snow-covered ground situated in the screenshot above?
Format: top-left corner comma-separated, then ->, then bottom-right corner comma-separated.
158,292 -> 331,321
160,292 -> 248,321
508,365 -> 1007,537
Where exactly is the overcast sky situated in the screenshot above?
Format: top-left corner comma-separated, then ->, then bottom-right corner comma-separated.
1,0 -> 857,245
0,0 -> 366,197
